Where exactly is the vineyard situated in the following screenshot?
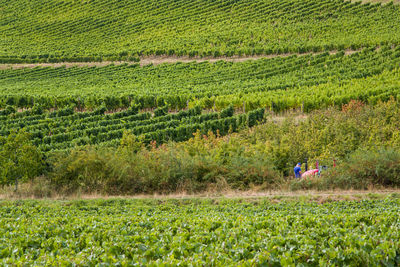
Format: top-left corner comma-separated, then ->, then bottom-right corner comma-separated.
0,105 -> 264,153
1,47 -> 400,153
2,0 -> 400,265
0,198 -> 399,265
0,0 -> 399,174
1,47 -> 400,112
0,0 -> 400,62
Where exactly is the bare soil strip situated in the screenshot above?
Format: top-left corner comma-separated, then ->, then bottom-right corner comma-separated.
0,50 -> 360,70
349,0 -> 400,4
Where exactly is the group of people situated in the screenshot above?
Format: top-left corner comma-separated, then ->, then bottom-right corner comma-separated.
294,162 -> 324,178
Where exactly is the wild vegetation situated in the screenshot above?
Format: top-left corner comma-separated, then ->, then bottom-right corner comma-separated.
1,100 -> 399,195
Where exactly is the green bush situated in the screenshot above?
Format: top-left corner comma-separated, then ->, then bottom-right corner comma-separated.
6,100 -> 400,195
0,130 -> 44,187
321,148 -> 400,189
48,131 -> 282,195
49,148 -> 114,194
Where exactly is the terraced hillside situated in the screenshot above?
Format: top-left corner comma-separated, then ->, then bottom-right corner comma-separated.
1,0 -> 400,63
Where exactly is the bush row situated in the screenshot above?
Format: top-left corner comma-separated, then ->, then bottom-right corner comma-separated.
2,100 -> 400,195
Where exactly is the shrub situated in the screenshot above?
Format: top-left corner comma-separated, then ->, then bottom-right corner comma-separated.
48,131 -> 283,195
49,147 -> 116,194
321,148 -> 400,189
0,130 -> 44,188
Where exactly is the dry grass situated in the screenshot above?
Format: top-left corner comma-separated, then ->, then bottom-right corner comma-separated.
349,0 -> 400,4
1,181 -> 399,203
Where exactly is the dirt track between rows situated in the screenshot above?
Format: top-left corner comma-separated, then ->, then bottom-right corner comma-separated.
0,50 -> 360,70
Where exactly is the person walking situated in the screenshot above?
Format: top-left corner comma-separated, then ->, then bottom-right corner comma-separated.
294,163 -> 302,178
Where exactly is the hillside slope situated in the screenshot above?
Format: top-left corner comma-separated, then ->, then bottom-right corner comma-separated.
1,0 -> 400,63
1,47 -> 399,111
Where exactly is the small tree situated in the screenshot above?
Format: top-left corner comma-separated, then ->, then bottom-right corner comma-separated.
0,130 -> 43,190
118,130 -> 144,154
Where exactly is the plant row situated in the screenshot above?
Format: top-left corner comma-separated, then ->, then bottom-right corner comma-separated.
1,47 -> 399,112
0,0 -> 399,61
0,104 -> 264,152
0,199 -> 399,265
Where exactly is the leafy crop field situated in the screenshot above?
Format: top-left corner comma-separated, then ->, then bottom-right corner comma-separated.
1,0 -> 400,62
0,198 -> 399,265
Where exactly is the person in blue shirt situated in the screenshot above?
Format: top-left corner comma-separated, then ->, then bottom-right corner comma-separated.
294,163 -> 302,178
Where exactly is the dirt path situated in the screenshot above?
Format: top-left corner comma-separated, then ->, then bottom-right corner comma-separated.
2,189 -> 399,201
349,0 -> 400,4
0,50 -> 360,70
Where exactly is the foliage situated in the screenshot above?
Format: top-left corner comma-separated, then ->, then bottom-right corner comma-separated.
118,130 -> 144,154
1,48 -> 400,111
11,100 -> 399,193
49,129 -> 281,195
49,147 -> 113,194
0,199 -> 399,265
1,101 -> 398,193
242,99 -> 400,175
0,130 -> 43,186
321,148 -> 400,189
0,106 -> 264,153
1,0 -> 400,62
